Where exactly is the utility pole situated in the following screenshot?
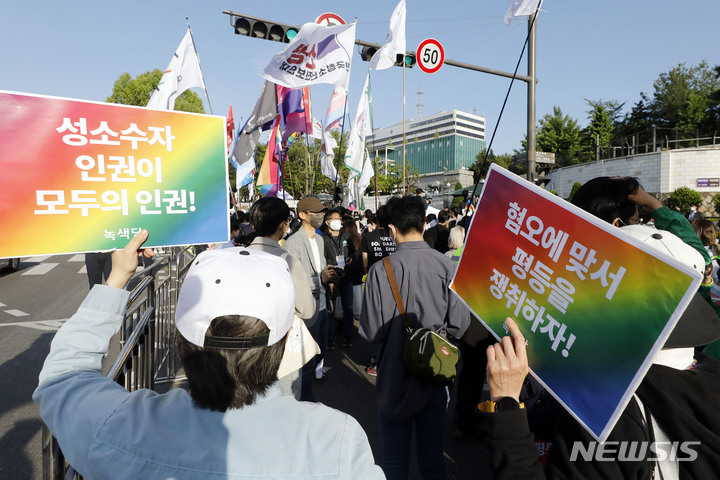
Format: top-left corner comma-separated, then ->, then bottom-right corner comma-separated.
526,11 -> 537,183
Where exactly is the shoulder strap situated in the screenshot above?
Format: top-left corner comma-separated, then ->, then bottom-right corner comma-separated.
383,256 -> 410,330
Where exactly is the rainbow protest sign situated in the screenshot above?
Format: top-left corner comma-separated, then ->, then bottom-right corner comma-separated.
0,91 -> 228,258
451,165 -> 701,441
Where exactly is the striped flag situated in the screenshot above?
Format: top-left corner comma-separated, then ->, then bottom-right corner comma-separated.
343,73 -> 373,179
324,85 -> 347,131
226,104 -> 235,156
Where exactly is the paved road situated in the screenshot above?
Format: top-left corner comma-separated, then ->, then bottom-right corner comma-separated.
0,255 -> 90,479
0,255 -> 492,479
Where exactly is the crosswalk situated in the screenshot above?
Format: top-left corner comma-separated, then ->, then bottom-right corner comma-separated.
20,254 -> 87,276
2,253 -> 168,329
2,254 -> 88,326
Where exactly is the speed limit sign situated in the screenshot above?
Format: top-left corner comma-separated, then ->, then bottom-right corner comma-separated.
417,38 -> 445,74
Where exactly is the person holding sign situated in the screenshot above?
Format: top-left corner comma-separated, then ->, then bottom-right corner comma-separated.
34,232 -> 384,479
483,180 -> 720,479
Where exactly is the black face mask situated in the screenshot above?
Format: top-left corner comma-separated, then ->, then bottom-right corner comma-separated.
309,213 -> 325,229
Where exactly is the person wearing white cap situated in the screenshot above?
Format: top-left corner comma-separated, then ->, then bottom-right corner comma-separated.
33,231 -> 384,479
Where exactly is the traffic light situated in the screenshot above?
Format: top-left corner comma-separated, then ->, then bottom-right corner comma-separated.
230,13 -> 299,43
358,46 -> 414,68
397,53 -> 416,68
359,46 -> 378,62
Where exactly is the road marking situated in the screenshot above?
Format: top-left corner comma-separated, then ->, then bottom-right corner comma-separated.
0,319 -> 68,331
78,265 -> 87,274
68,254 -> 85,262
21,263 -> 59,275
0,302 -> 5,307
4,309 -> 29,317
25,255 -> 54,263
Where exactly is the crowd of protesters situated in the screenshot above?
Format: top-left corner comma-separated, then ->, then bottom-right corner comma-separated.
34,178 -> 720,479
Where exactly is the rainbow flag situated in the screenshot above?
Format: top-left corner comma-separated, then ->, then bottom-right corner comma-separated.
256,117 -> 281,196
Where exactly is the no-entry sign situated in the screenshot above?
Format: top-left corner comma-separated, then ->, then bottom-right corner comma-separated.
315,13 -> 346,26
417,38 -> 445,74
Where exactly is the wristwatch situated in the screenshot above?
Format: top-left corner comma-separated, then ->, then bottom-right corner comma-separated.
477,397 -> 525,413
494,396 -> 522,412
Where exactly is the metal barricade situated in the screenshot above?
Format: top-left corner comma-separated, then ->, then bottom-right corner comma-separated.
41,246 -> 195,480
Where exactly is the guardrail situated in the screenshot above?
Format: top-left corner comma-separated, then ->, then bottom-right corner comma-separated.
41,246 -> 195,480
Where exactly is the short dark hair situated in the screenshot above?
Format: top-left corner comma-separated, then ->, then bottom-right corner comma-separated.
248,197 -> 290,237
438,211 -> 450,224
385,195 -> 426,234
176,315 -> 285,412
571,177 -> 640,225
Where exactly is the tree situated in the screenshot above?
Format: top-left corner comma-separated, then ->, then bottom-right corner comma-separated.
616,61 -> 720,139
567,181 -> 583,202
580,99 -> 624,162
454,181 -> 463,191
470,148 -> 510,182
666,187 -> 702,213
535,107 -> 583,167
106,69 -> 205,113
372,161 -> 419,195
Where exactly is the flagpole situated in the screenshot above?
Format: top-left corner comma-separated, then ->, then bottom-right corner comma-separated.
334,97 -> 349,199
402,61 -> 407,195
186,17 -> 214,115
303,134 -> 312,195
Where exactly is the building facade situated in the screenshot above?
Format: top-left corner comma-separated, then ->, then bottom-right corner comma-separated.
367,110 -> 486,191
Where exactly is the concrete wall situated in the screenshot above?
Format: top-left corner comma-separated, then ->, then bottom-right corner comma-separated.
545,147 -> 720,200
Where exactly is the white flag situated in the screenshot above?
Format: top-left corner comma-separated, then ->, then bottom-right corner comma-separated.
321,131 -> 339,182
357,149 -> 374,195
343,73 -> 373,179
504,0 -> 543,25
310,117 -> 323,139
263,22 -> 356,90
346,177 -> 357,208
147,30 -> 206,110
369,0 -> 407,70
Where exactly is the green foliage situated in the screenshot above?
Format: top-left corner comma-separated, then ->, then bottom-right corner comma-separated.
616,61 -> 720,138
580,99 -> 624,162
666,187 -> 703,212
567,181 -> 583,202
470,148 -> 511,182
536,107 -> 583,167
549,190 -> 558,196
374,161 -> 419,194
713,193 -> 720,214
454,181 -> 463,191
106,69 -> 206,113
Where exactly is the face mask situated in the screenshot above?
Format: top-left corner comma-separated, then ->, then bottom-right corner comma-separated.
309,213 -> 324,229
329,219 -> 342,231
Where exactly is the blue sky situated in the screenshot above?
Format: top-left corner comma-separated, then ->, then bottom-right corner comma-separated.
2,0 -> 719,155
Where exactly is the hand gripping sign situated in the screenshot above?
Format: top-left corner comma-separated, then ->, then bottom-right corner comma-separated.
450,164 -> 702,442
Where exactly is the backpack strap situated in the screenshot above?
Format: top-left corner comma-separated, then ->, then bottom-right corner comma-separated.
382,256 -> 411,332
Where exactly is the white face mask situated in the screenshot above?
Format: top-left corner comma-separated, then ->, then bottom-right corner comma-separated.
329,219 -> 342,231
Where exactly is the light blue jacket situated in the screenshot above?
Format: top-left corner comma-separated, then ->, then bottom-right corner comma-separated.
33,285 -> 384,480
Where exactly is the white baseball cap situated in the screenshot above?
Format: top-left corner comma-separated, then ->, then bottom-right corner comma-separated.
174,247 -> 322,378
175,247 -> 295,347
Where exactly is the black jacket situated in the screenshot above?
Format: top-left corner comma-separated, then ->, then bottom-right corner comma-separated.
487,354 -> 720,480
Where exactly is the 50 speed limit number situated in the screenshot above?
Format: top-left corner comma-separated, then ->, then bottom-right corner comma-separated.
417,38 -> 444,74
